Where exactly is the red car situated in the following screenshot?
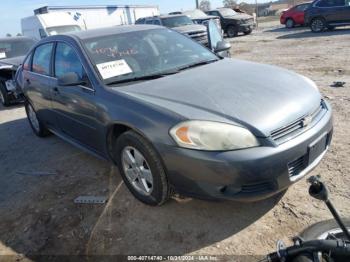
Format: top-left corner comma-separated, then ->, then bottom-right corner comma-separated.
280,3 -> 311,28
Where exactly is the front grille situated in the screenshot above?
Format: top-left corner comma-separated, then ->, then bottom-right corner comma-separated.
288,154 -> 308,177
241,181 -> 275,194
188,31 -> 208,44
271,101 -> 326,144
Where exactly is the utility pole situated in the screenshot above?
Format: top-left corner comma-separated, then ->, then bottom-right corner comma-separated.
255,0 -> 259,29
196,0 -> 199,9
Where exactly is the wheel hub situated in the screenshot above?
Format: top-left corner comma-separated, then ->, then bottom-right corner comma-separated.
122,146 -> 154,196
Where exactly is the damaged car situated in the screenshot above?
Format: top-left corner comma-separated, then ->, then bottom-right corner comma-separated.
0,37 -> 36,106
18,22 -> 332,206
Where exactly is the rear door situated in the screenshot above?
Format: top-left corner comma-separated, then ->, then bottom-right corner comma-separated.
24,42 -> 57,127
50,41 -> 101,151
294,4 -> 309,24
315,0 -> 347,23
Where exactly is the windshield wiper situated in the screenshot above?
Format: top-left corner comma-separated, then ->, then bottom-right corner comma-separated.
176,59 -> 219,72
106,70 -> 179,86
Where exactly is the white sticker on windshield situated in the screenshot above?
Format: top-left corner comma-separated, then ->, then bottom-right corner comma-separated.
0,52 -> 6,59
96,59 -> 132,80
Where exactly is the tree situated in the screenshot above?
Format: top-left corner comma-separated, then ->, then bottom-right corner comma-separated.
223,0 -> 237,9
199,0 -> 211,11
16,33 -> 22,36
6,33 -> 12,37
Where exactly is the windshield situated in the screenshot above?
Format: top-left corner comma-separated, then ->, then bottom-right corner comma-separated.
219,8 -> 237,16
83,28 -> 218,85
0,39 -> 35,59
47,25 -> 82,36
161,16 -> 193,28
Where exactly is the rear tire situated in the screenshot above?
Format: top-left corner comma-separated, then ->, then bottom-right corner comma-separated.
115,130 -> 170,206
25,101 -> 50,137
301,218 -> 350,240
310,18 -> 326,33
286,18 -> 295,28
0,81 -> 10,107
227,25 -> 238,38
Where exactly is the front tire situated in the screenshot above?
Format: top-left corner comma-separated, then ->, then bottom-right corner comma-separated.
301,218 -> 350,240
25,101 -> 50,137
310,18 -> 326,33
115,130 -> 170,206
0,81 -> 10,107
244,28 -> 252,35
286,18 -> 295,28
226,25 -> 238,38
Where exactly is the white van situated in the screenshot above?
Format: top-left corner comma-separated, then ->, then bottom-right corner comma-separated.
21,5 -> 160,40
21,12 -> 84,40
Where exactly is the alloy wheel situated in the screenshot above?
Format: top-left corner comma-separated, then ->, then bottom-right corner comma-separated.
28,104 -> 40,132
317,227 -> 350,240
121,146 -> 154,196
286,19 -> 294,28
311,19 -> 324,32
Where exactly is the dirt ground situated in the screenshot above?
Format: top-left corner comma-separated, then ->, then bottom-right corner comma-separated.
0,21 -> 350,261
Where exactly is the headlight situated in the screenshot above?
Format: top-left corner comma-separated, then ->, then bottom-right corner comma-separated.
169,120 -> 259,151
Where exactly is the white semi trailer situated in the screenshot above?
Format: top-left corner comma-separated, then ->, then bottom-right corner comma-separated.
21,5 -> 160,40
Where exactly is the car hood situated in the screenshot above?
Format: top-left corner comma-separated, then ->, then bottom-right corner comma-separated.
115,59 -> 321,137
0,56 -> 25,69
172,24 -> 207,33
224,13 -> 253,20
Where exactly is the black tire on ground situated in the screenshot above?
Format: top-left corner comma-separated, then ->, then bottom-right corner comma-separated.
24,101 -> 50,137
115,130 -> 170,206
286,18 -> 295,28
301,218 -> 350,240
0,81 -> 10,107
244,28 -> 252,35
310,17 -> 326,33
226,25 -> 238,38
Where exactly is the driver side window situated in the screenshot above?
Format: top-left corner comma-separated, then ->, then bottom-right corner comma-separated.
54,43 -> 86,80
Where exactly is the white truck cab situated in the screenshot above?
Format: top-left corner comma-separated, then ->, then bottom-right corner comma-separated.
21,12 -> 84,40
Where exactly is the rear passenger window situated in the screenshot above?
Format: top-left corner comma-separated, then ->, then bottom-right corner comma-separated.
146,19 -> 154,24
316,0 -> 345,7
32,43 -> 53,76
54,43 -> 85,80
153,20 -> 161,25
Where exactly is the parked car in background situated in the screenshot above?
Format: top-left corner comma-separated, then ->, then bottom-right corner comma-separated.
18,22 -> 332,206
305,0 -> 350,32
280,3 -> 311,28
206,8 -> 255,37
0,37 -> 36,106
135,14 -> 209,46
169,9 -> 222,31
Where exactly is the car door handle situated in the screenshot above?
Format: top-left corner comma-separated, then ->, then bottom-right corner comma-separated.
53,87 -> 60,95
26,79 -> 31,85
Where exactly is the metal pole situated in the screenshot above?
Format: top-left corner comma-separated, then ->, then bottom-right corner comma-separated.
196,0 -> 199,9
255,0 -> 259,28
325,199 -> 350,241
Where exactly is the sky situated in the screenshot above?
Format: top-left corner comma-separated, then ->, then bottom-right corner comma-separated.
0,0 -> 255,37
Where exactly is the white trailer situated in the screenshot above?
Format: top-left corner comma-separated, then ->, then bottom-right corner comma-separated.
22,5 -> 160,40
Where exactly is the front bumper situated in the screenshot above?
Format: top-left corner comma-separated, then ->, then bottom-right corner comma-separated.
157,103 -> 333,201
239,23 -> 255,32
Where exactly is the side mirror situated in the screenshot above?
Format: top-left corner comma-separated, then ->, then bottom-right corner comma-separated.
214,41 -> 232,53
206,20 -> 231,57
58,72 -> 86,86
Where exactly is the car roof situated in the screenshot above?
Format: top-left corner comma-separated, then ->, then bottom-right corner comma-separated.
0,36 -> 35,42
66,24 -> 161,40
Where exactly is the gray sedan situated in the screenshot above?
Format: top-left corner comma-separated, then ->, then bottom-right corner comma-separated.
18,24 -> 333,205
